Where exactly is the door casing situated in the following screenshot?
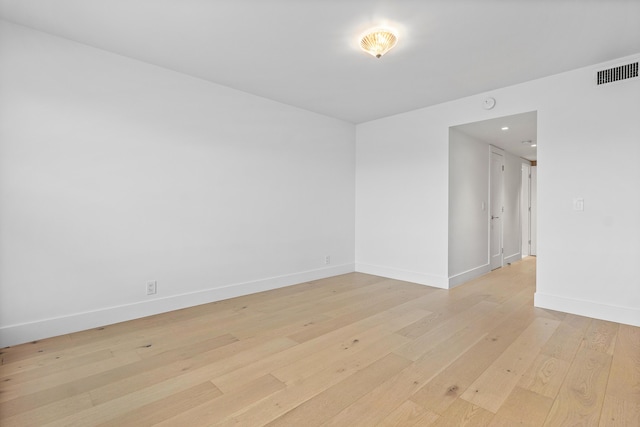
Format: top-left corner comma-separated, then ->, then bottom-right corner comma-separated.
489,147 -> 504,270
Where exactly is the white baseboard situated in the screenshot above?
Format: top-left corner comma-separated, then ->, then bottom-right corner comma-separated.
355,263 -> 448,289
534,292 -> 640,327
0,263 -> 355,347
504,252 -> 521,265
448,263 -> 492,288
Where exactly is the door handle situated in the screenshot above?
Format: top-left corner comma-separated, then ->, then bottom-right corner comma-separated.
491,216 -> 500,219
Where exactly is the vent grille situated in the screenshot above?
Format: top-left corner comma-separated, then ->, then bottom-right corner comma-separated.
596,62 -> 638,85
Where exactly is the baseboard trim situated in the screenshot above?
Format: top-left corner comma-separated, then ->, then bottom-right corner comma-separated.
504,252 -> 521,265
355,263 -> 448,289
448,263 -> 492,288
0,263 -> 355,347
534,292 -> 640,327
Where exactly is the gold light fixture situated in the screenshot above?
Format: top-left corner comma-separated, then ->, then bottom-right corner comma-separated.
360,28 -> 398,58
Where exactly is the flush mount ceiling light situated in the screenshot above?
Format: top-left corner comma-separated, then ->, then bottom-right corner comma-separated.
360,28 -> 398,58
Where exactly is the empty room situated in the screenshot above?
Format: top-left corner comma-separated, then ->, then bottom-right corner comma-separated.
1,1 -> 639,426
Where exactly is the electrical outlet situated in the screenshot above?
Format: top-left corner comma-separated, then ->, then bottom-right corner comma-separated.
146,280 -> 157,295
325,255 -> 331,265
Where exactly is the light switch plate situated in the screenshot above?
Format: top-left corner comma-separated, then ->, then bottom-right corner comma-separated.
573,198 -> 584,211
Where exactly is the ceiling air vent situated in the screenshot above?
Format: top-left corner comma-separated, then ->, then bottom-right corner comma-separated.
596,62 -> 638,85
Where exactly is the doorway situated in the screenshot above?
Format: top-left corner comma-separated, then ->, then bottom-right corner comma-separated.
448,111 -> 537,285
490,147 -> 504,270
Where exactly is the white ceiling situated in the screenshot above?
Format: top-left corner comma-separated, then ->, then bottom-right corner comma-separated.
453,111 -> 538,161
1,0 -> 639,124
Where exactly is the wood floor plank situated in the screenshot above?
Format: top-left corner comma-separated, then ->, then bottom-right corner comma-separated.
0,353 -> 154,419
44,342 -> 290,426
0,349 -> 120,402
240,275 -> 390,318
219,273 -> 368,313
0,347 -> 115,381
397,286 -> 535,370
395,311 -> 444,339
1,309 -> 239,376
264,353 -> 411,427
488,386 -> 553,426
0,392 -> 93,427
97,381 -> 223,427
599,395 -> 640,427
460,317 -> 560,413
216,309 -> 426,393
287,291 -> 429,343
582,319 -> 619,355
0,334 -> 279,421
271,310 -> 428,385
0,334 -> 232,407
46,364 -> 230,426
374,400 -> 439,427
0,351 -> 142,404
543,347 -> 612,426
67,308 -> 238,354
483,317 -> 560,375
227,312 -> 332,342
518,353 -> 571,400
213,333 -> 411,426
132,314 -> 250,357
0,335 -> 73,366
322,319 -> 493,426
409,304 -> 538,415
429,398 -> 495,427
321,280 -> 438,319
604,324 -> 640,402
393,300 -> 498,361
394,292 -> 491,338
540,315 -> 591,361
155,375 -> 285,427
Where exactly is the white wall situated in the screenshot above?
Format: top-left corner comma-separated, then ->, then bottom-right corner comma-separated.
356,53 -> 640,326
536,70 -> 640,326
355,109 -> 450,288
448,128 -> 490,285
0,22 -> 356,346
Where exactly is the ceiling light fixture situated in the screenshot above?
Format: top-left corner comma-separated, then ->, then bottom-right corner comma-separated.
360,28 -> 398,58
501,127 -> 509,131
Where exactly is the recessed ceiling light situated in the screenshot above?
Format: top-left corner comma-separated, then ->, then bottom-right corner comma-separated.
531,143 -> 537,147
501,127 -> 509,131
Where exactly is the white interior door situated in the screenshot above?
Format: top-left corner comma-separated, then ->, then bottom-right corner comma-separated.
521,164 -> 530,257
490,148 -> 504,270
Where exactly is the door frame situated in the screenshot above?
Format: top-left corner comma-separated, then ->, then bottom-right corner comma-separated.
489,146 -> 504,270
530,165 -> 537,256
521,163 -> 531,257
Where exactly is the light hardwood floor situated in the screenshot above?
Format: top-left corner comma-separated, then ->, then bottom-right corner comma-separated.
1,257 -> 638,426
